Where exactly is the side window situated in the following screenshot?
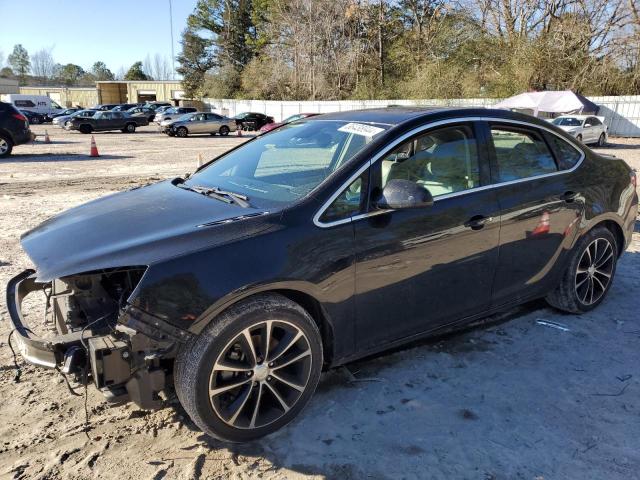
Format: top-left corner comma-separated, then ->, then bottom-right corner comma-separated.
208,113 -> 223,120
380,124 -> 479,197
113,112 -> 123,119
15,100 -> 36,107
589,117 -> 602,126
102,112 -> 112,120
490,127 -> 557,182
320,175 -> 365,223
544,133 -> 583,170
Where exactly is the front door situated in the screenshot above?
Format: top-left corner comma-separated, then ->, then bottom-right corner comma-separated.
353,122 -> 501,350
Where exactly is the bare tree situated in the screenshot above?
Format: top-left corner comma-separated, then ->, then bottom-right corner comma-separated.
31,47 -> 56,81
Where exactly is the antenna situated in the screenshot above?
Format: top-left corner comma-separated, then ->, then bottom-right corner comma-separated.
169,0 -> 175,80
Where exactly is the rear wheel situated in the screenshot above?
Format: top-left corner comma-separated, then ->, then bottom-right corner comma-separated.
219,126 -> 230,136
0,135 -> 13,158
546,226 -> 618,313
597,133 -> 606,147
125,123 -> 136,133
176,127 -> 188,137
174,293 -> 323,442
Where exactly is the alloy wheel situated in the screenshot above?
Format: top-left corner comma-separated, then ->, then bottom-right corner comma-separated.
208,320 -> 312,429
575,238 -> 614,305
0,138 -> 8,155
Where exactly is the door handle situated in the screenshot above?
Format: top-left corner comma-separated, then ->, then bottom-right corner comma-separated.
465,215 -> 492,230
560,191 -> 578,203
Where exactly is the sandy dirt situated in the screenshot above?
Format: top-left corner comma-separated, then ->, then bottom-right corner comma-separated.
0,125 -> 639,480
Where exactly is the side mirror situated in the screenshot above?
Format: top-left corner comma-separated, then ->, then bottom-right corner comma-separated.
377,179 -> 434,210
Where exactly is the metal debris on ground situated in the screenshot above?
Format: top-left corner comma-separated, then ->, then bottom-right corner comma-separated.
536,319 -> 571,332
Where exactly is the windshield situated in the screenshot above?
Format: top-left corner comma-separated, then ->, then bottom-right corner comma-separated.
188,120 -> 388,207
553,117 -> 582,127
165,107 -> 178,114
234,112 -> 249,119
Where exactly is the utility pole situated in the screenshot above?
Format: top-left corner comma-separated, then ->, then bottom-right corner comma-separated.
169,0 -> 176,79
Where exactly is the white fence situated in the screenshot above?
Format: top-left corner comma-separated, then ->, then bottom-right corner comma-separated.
202,96 -> 640,137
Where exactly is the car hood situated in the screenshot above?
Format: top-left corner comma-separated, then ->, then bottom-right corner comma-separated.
21,180 -> 275,281
557,125 -> 580,132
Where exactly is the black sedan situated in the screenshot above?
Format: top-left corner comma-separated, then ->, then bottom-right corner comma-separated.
7,108 -> 638,442
234,111 -> 274,130
19,109 -> 47,125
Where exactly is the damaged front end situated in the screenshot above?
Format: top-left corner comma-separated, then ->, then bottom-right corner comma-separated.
6,268 -> 191,409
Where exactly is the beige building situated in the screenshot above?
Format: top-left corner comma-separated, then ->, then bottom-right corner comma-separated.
18,80 -> 187,107
0,78 -> 19,95
18,86 -> 99,108
96,81 -> 185,104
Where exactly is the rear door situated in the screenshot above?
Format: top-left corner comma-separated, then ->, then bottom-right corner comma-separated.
485,121 -> 585,306
350,121 -> 501,350
205,113 -> 223,132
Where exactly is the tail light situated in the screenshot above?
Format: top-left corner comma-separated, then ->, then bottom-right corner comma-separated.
12,113 -> 27,122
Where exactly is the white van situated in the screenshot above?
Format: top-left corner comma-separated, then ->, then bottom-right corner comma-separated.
0,94 -> 64,118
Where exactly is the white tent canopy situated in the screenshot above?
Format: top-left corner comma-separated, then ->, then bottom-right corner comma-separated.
493,90 -> 598,116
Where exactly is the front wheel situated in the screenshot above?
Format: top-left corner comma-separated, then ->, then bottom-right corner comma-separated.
0,135 -> 13,158
79,124 -> 92,134
174,293 -> 323,442
546,226 -> 618,313
597,133 -> 606,147
176,127 -> 188,137
125,123 -> 136,133
31,116 -> 40,124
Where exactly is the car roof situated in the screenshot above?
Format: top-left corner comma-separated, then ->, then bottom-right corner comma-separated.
555,114 -> 589,119
306,107 -> 559,129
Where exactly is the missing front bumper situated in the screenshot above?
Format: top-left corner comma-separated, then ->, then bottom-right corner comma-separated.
5,269 -> 188,409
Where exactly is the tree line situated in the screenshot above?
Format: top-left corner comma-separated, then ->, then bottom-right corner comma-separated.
177,0 -> 640,100
0,45 -> 174,86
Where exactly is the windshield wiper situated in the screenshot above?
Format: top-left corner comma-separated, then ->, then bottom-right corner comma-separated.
176,182 -> 251,208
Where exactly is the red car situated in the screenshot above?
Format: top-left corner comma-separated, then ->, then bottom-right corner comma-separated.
259,112 -> 319,133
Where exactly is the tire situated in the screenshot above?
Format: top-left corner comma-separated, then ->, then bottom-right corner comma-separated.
125,123 -> 136,133
597,133 -> 606,147
31,116 -> 40,124
219,126 -> 230,136
0,134 -> 13,158
576,134 -> 583,142
79,124 -> 92,134
176,127 -> 188,138
174,293 -> 323,443
546,226 -> 618,313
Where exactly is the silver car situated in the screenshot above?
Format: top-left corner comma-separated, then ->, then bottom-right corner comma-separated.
165,112 -> 237,137
153,106 -> 198,124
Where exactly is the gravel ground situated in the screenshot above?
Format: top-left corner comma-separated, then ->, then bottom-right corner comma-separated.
0,125 -> 638,480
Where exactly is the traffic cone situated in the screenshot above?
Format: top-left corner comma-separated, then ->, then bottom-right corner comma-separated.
237,125 -> 242,137
44,130 -> 51,144
89,136 -> 99,157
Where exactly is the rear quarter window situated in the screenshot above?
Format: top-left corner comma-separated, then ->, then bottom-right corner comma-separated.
544,133 -> 583,170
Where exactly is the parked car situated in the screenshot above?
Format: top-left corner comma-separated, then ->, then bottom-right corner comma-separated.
0,101 -> 33,157
234,111 -> 274,131
259,113 -> 319,133
165,112 -> 237,137
153,106 -> 198,124
551,115 -> 608,146
53,109 -> 97,127
19,109 -> 47,125
91,104 -> 120,111
50,108 -> 81,119
127,106 -> 156,122
0,94 -> 64,120
7,108 -> 638,443
66,110 -> 149,133
112,103 -> 141,112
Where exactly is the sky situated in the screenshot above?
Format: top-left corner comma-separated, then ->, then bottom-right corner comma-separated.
0,0 -> 198,77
